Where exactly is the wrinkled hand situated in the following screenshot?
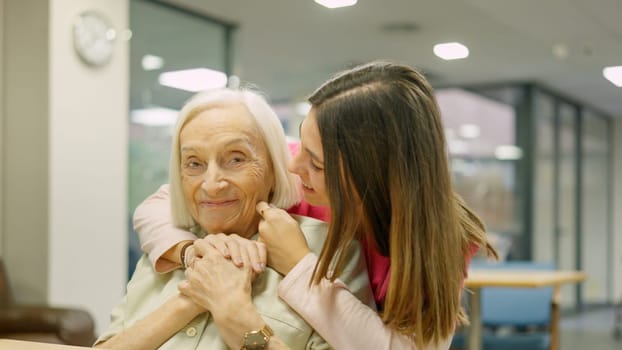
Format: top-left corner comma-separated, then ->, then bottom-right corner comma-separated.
179,245 -> 253,317
256,201 -> 311,275
192,233 -> 267,273
174,292 -> 206,317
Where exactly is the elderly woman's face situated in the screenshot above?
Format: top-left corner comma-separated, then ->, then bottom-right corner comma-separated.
179,103 -> 275,237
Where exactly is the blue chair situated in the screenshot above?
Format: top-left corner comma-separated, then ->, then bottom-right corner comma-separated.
451,261 -> 556,350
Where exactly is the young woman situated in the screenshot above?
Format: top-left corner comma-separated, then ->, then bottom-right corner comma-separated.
136,61 -> 496,349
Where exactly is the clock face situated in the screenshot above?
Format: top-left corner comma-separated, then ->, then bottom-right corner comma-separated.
72,11 -> 116,67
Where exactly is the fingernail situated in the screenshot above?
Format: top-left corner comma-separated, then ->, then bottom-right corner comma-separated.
223,248 -> 230,257
233,257 -> 242,265
254,263 -> 265,271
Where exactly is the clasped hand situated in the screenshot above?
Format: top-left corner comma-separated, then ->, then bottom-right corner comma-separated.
179,243 -> 254,318
178,233 -> 263,316
178,203 -> 313,313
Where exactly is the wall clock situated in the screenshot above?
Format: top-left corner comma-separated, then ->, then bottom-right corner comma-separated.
72,11 -> 116,67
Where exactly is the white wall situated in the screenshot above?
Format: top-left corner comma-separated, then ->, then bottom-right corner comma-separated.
614,117 -> 622,302
3,0 -> 51,303
2,0 -> 129,335
47,0 -> 129,335
0,0 -> 4,257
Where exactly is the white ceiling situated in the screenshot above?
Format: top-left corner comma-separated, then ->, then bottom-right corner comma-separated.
160,0 -> 622,117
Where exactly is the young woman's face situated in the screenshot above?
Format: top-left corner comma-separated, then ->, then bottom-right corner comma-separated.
288,109 -> 329,206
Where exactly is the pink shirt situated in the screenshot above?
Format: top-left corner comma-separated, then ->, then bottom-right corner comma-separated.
362,237 -> 391,305
286,201 -> 330,222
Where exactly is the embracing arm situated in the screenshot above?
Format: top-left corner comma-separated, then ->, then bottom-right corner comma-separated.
256,203 -> 433,349
95,294 -> 203,350
133,184 -> 198,272
279,254 -> 452,350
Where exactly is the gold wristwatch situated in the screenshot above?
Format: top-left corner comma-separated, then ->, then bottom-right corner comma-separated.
241,324 -> 273,350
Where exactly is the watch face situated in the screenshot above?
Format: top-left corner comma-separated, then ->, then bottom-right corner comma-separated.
243,330 -> 268,349
72,11 -> 116,67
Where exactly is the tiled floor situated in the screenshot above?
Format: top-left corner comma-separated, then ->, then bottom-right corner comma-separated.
559,307 -> 621,350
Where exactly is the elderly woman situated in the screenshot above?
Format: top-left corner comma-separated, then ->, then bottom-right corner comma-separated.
95,89 -> 372,350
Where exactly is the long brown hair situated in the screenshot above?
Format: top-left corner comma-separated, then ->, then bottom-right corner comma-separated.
308,61 -> 496,348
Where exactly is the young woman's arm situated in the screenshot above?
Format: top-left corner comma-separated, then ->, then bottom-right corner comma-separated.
133,184 -> 198,272
134,142 -> 323,273
257,202 -> 452,350
134,184 -> 328,274
279,254 -> 452,350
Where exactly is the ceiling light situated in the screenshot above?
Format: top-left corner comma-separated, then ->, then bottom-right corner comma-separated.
433,42 -> 469,60
459,123 -> 480,139
227,75 -> 241,89
603,66 -> 622,87
159,68 -> 228,92
141,54 -> 164,71
552,43 -> 569,60
121,29 -> 133,41
295,102 -> 311,116
448,139 -> 469,155
130,107 -> 178,126
314,0 -> 357,9
495,145 -> 523,160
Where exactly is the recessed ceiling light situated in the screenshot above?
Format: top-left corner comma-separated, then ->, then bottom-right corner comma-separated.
227,75 -> 241,89
603,65 -> 622,87
495,145 -> 523,160
121,29 -> 133,41
158,68 -> 227,92
459,123 -> 480,139
130,107 -> 178,126
314,0 -> 357,9
448,139 -> 469,155
552,43 -> 569,60
141,54 -> 164,71
295,102 -> 311,116
433,42 -> 469,60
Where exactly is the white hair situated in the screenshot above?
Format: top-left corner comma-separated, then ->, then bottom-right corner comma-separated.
169,88 -> 301,228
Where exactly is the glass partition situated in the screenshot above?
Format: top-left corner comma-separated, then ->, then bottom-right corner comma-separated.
128,0 -> 234,276
581,109 -> 611,304
436,88 -> 518,261
450,83 -> 614,308
532,91 -> 556,263
557,102 -> 578,305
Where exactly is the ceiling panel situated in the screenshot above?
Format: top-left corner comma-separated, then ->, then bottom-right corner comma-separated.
136,0 -> 622,116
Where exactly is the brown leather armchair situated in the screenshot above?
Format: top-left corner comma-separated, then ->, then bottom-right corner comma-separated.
0,259 -> 96,346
